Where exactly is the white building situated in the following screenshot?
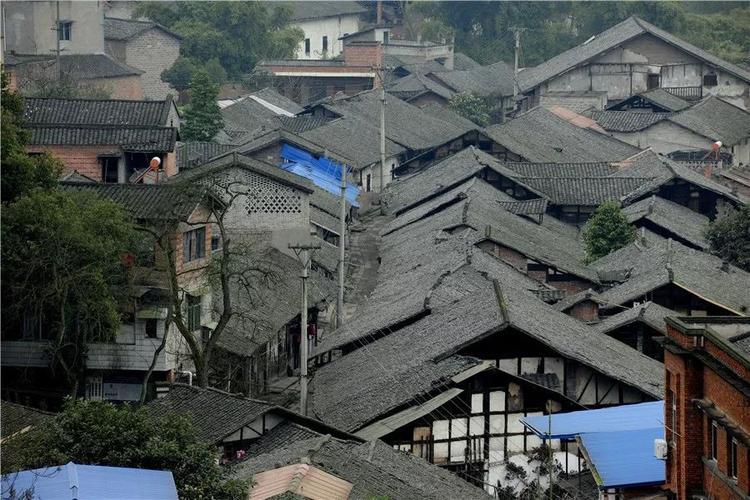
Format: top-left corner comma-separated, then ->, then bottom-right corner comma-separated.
285,1 -> 367,60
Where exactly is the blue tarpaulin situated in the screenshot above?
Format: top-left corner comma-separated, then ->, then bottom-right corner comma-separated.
279,143 -> 360,207
579,427 -> 665,488
521,401 -> 665,489
2,462 -> 179,500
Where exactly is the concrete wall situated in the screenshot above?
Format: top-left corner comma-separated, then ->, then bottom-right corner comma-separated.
122,29 -> 179,100
3,1 -> 104,55
293,15 -> 360,60
356,155 -> 400,194
539,33 -> 750,109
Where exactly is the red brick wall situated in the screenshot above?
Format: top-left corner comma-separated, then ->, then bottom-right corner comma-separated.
550,278 -> 592,294
80,75 -> 144,100
343,42 -> 383,70
569,301 -> 599,322
28,145 -> 113,181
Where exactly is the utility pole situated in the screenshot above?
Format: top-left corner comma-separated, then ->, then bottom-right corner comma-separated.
547,400 -> 554,500
55,0 -> 62,81
289,239 -> 320,416
379,78 -> 387,194
337,160 -> 347,329
510,27 -> 526,100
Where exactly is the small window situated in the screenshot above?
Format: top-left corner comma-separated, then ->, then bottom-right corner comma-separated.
711,421 -> 718,461
183,227 -> 206,263
58,21 -> 72,41
201,326 -> 211,343
647,73 -> 660,90
322,36 -> 328,53
101,157 -> 119,183
703,74 -> 718,87
304,38 -> 311,55
186,294 -> 201,332
729,437 -> 738,479
383,31 -> 390,44
365,173 -> 371,192
211,232 -> 221,252
145,319 -> 158,338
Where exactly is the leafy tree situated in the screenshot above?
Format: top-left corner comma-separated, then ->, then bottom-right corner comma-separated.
1,72 -> 62,203
1,191 -> 137,395
706,205 -> 750,272
181,70 -> 223,141
582,201 -> 636,263
448,93 -> 491,126
134,2 -> 303,79
161,56 -> 200,93
3,400 -> 249,500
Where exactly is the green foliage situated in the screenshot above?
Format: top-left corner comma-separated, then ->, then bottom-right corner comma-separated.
181,70 -> 223,141
705,205 -> 750,272
134,2 -> 304,79
582,201 -> 636,263
162,56 -> 228,92
1,72 -> 62,203
5,400 -> 249,500
413,2 -> 750,67
448,93 -> 490,126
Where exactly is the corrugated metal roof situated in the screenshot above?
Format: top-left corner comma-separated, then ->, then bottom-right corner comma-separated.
579,427 -> 665,488
521,400 -> 663,439
2,462 -> 178,500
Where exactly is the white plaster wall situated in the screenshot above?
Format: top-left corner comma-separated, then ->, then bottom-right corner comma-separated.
293,15 -> 360,60
610,121 -> 714,156
19,0 -> 105,55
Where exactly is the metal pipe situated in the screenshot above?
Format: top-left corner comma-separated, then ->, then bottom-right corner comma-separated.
300,247 -> 309,416
337,162 -> 346,329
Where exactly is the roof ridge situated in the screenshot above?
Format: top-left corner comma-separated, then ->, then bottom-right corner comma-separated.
25,96 -> 169,105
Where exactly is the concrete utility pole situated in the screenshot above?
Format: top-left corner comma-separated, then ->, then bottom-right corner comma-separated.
337,161 -> 347,329
55,0 -> 62,81
547,400 -> 554,500
379,82 -> 387,193
289,239 -> 320,416
510,27 -> 526,100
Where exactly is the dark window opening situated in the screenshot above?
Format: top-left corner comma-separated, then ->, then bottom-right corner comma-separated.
703,74 -> 718,87
100,157 -> 119,183
322,36 -> 328,53
383,31 -> 390,44
201,326 -> 211,343
729,438 -> 738,479
211,232 -> 222,252
183,227 -> 206,263
186,295 -> 201,332
647,73 -> 661,90
58,21 -> 72,41
304,38 -> 311,55
711,421 -> 718,461
145,319 -> 158,338
366,173 -> 372,192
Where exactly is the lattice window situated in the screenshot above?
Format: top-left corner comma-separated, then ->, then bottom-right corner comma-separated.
240,171 -> 302,215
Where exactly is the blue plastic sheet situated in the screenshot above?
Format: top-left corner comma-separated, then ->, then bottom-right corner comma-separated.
279,143 -> 360,207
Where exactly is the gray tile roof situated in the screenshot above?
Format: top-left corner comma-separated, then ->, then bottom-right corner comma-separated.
453,52 -> 482,71
430,61 -> 515,97
504,161 -> 614,178
232,429 -> 492,500
6,53 -> 142,79
383,147 -> 543,215
313,261 -> 663,432
419,102 -> 482,131
515,177 -> 652,206
321,90 -> 474,151
518,16 -> 750,92
387,73 -> 454,101
146,384 -> 276,443
623,195 -> 709,250
24,97 -> 173,126
104,17 -> 181,41
495,197 -> 548,217
634,88 -> 691,112
60,182 -> 204,221
251,87 -> 305,115
0,401 -> 54,439
552,289 -> 605,313
593,302 -> 677,336
28,125 -> 176,151
176,141 -> 236,170
668,96 -> 750,147
589,110 -> 671,132
593,234 -> 750,315
280,1 -> 368,21
485,107 -> 642,163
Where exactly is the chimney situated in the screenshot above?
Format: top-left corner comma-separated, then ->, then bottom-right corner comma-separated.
376,0 -> 383,25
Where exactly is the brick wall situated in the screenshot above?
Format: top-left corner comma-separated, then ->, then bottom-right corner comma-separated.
569,301 -> 599,322
343,42 -> 383,70
28,145 -> 114,180
79,75 -> 144,100
124,29 -> 180,100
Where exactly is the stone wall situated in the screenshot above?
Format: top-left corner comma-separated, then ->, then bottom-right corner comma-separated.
123,29 -> 180,100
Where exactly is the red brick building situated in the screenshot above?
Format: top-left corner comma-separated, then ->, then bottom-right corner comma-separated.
23,97 -> 180,182
664,316 -> 750,499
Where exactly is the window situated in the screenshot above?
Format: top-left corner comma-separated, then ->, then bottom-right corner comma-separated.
711,421 -> 718,461
211,232 -> 222,252
647,73 -> 661,90
322,36 -> 328,53
100,157 -> 119,183
304,38 -> 311,55
186,294 -> 201,332
669,388 -> 678,443
703,73 -> 718,87
183,227 -> 206,263
145,319 -> 158,338
366,173 -> 371,192
729,437 -> 738,479
58,21 -> 72,41
383,31 -> 390,44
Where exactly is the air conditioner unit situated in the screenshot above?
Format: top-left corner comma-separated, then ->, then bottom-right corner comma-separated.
654,438 -> 668,460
